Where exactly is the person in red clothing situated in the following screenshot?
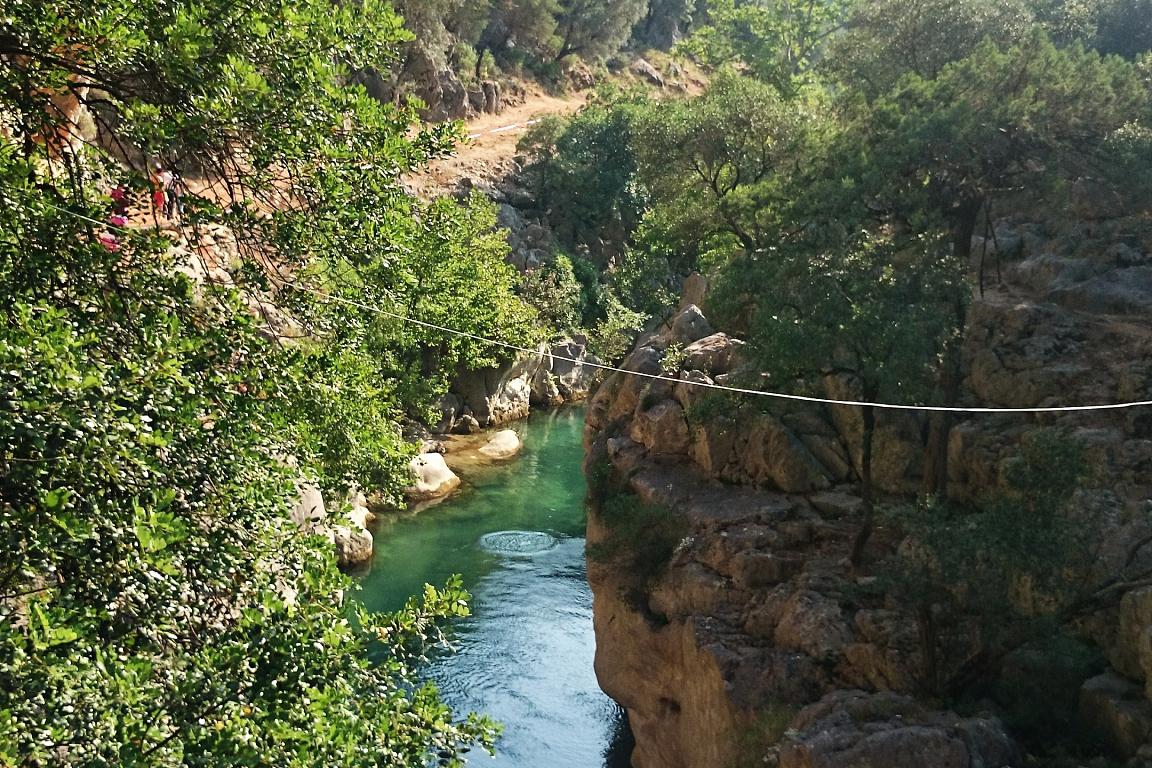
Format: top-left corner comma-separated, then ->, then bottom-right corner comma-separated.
109,184 -> 129,216
150,162 -> 173,215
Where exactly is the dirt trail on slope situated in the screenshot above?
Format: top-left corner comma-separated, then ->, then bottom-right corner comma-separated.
405,88 -> 589,199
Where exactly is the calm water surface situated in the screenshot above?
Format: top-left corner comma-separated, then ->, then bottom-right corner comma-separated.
356,407 -> 631,767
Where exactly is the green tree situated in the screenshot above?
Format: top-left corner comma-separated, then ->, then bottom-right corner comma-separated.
823,0 -> 1034,96
518,95 -> 648,256
714,229 -> 966,564
842,33 -> 1148,490
554,0 -> 650,60
631,72 -> 820,263
0,0 -> 531,762
479,0 -> 563,63
519,253 -> 585,331
679,0 -> 848,94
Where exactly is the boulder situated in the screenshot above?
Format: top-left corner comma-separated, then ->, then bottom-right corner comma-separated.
630,58 -> 665,88
1048,266 -> 1152,316
292,484 -> 372,566
479,429 -> 522,460
333,523 -> 373,567
405,453 -> 461,501
809,491 -> 864,519
1080,673 -> 1152,758
740,415 -> 832,493
481,79 -> 501,114
779,691 -> 1016,768
435,393 -> 461,434
450,345 -> 547,427
667,305 -> 714,345
549,337 -> 598,400
1070,177 -> 1124,221
679,272 -> 709,311
1112,587 -> 1152,692
680,332 -> 745,376
291,483 -> 326,529
630,400 -> 691,456
453,412 -> 481,434
774,590 -> 852,661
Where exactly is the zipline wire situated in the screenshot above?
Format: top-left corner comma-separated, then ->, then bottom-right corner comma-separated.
291,286 -> 1152,415
25,194 -> 1152,415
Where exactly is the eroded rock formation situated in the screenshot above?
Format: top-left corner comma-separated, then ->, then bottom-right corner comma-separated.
585,212 -> 1152,767
438,336 -> 601,432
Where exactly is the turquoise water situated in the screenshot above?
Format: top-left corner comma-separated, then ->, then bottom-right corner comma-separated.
356,407 -> 631,767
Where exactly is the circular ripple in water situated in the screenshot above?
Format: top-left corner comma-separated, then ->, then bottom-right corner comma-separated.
479,530 -> 558,555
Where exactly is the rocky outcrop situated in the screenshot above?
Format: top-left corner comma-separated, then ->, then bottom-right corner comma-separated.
441,336 -> 600,432
357,46 -> 511,123
292,483 -> 375,567
630,58 -> 665,88
1080,673 -> 1152,758
585,211 -> 1152,768
332,489 -> 374,567
478,429 -> 522,459
779,692 -> 1016,768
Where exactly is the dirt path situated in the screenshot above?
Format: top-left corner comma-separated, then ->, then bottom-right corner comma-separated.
405,88 -> 588,199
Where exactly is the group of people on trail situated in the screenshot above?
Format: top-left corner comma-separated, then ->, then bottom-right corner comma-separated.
151,162 -> 183,220
98,160 -> 185,252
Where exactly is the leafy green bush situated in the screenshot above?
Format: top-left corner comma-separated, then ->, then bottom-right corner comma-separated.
519,253 -> 584,332
587,493 -> 689,584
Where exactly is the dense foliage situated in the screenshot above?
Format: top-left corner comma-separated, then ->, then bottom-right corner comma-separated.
0,0 -> 553,763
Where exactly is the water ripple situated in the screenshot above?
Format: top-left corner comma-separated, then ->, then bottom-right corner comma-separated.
479,530 -> 558,555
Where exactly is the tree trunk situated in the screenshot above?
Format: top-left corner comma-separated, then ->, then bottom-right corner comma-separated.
850,401 -> 876,568
917,604 -> 940,695
922,196 -> 982,495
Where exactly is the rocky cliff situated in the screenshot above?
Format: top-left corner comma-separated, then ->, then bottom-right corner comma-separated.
439,336 -> 601,433
585,211 -> 1152,767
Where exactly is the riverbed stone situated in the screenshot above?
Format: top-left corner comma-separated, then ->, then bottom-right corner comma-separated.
479,429 -> 522,460
405,452 -> 461,501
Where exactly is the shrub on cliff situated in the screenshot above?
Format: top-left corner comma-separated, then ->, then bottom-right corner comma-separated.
587,492 -> 689,589
881,430 -> 1152,722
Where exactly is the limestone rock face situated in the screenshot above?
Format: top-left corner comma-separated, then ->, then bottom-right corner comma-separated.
774,590 -> 852,661
1080,673 -> 1152,758
585,215 -> 1152,768
291,483 -> 327,530
630,58 -> 665,88
681,332 -> 745,377
404,452 -> 461,501
678,272 -> 709,312
442,337 -> 598,433
779,692 -> 1016,768
333,523 -> 373,567
630,400 -> 690,455
668,304 -> 714,345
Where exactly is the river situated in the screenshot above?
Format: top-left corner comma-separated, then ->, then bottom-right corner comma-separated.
356,406 -> 632,767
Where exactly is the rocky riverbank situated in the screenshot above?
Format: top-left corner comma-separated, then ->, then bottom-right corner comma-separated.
584,210 -> 1152,767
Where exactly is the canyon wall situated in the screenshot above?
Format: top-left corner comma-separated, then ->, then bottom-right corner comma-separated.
585,211 -> 1152,767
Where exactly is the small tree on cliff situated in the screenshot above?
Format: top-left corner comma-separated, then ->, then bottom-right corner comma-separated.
825,31 -> 1150,492
714,229 -> 966,565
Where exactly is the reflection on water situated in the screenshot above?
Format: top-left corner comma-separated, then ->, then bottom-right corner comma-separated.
356,407 -> 632,768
